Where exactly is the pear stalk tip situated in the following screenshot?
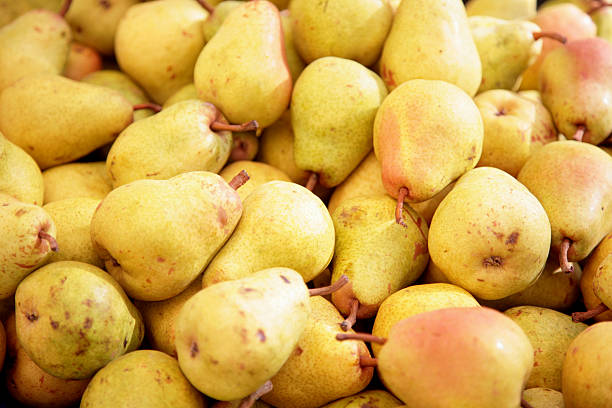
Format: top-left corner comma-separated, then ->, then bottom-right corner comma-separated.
588,1 -> 612,14
58,0 -> 72,17
521,398 -> 535,408
359,353 -> 378,368
572,302 -> 609,322
559,238 -> 574,274
196,0 -> 215,14
132,103 -> 162,113
305,172 -> 318,192
211,120 -> 259,133
238,380 -> 273,408
228,170 -> 250,190
340,298 -> 359,332
573,125 -> 586,142
38,230 -> 58,252
309,274 -> 349,297
395,187 -> 409,227
532,31 -> 567,44
336,332 -> 387,345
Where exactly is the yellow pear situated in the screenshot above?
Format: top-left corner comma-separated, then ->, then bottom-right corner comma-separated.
42,162 -> 112,204
280,9 -> 306,82
162,83 -> 197,108
522,388 -> 565,408
466,0 -> 536,20
320,390 -> 403,408
219,160 -> 291,201
0,133 -> 43,205
580,233 -> 612,321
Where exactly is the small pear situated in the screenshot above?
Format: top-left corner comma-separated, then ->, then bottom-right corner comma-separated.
280,9 -> 306,82
202,1 -> 243,42
320,390 -> 403,408
466,0 -> 536,19
42,161 -> 112,203
580,233 -> 612,321
0,133 -> 44,206
219,160 -> 291,201
62,42 -> 101,80
522,388 -> 565,408
162,83 -> 198,108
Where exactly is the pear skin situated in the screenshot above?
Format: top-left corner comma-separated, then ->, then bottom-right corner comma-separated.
320,390 -> 403,408
466,0 -> 536,20
280,9 -> 306,82
219,160 -> 291,201
62,42 -> 102,80
162,84 -> 197,109
42,162 -> 112,204
581,234 -> 612,321
522,388 -> 564,408
593,254 -> 612,309
0,0 -> 34,28
202,1 -> 242,42
0,133 -> 44,206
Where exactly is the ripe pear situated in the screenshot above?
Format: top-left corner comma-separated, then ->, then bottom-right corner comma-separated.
592,254 -> 612,309
42,161 -> 112,203
0,194 -> 57,299
194,0 -> 291,129
91,171 -> 242,301
80,350 -> 205,408
562,322 -> 612,407
519,91 -> 559,148
202,181 -> 333,287
175,267 -> 311,401
539,38 -> 612,144
0,9 -> 71,92
505,306 -> 587,390
162,83 -> 197,108
517,141 -> 612,270
15,261 -> 144,379
379,0 -> 481,95
202,0 -> 242,42
522,388 -> 565,408
219,161 -> 291,201
580,233 -> 612,321
0,74 -> 134,169
0,133 -> 43,206
115,0 -> 207,104
280,10 -> 306,82
320,390 -> 403,408
429,167 -> 551,300
43,198 -> 102,267
373,79 -> 484,209
330,196 -> 429,320
62,42 -> 101,80
214,401 -> 271,408
592,6 -> 612,44
371,283 -> 480,356
292,56 -> 388,187
262,296 -> 373,408
466,0 -> 536,19
289,0 -> 393,66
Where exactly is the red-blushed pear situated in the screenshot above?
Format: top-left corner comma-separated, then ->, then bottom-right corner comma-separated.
539,38 -> 612,145
62,42 -> 101,80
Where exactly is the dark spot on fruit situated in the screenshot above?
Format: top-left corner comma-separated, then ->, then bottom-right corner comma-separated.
123,338 -> 128,348
99,0 -> 111,9
483,256 -> 503,267
146,172 -> 160,177
240,287 -> 255,294
295,346 -> 303,355
413,241 -> 427,260
505,232 -> 519,245
157,256 -> 165,262
15,209 -> 26,217
495,108 -> 506,116
477,278 -> 484,282
84,318 -> 93,329
190,341 -> 199,358
60,276 -> 67,284
280,275 -> 290,284
26,311 -> 38,322
64,311 -> 70,319
210,357 -> 219,365
50,319 -> 59,329
257,329 -> 266,342
217,206 -> 227,226
82,299 -> 93,307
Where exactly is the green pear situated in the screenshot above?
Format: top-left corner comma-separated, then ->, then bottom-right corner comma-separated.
330,196 -> 429,320
505,306 -> 587,390
562,322 -> 612,407
0,9 -> 71,92
42,162 -> 112,203
91,171 -> 243,301
320,390 -> 403,408
175,267 -> 311,401
289,0 -> 393,66
219,160 -> 291,201
202,0 -> 242,42
0,133 -> 43,206
15,261 -> 144,379
194,0 -> 291,129
580,233 -> 612,322
0,74 -> 133,169
80,350 -> 205,407
522,388 -> 565,408
371,283 -> 480,356
280,9 -> 306,82
379,0 -> 481,95
202,181 -> 334,287
115,0 -> 208,104
292,56 -> 387,188
466,0 -> 536,19
0,194 -> 57,299
429,167 -> 551,300
106,100 -> 233,188
43,198 -> 102,267
162,83 -> 197,108
262,296 -> 373,408
592,6 -> 612,44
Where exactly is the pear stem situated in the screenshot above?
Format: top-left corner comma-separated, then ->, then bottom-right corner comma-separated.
573,125 -> 586,142
238,380 -> 273,408
521,398 -> 535,408
395,187 -> 409,227
359,353 -> 378,368
336,332 -> 387,345
196,0 -> 215,14
305,172 -> 318,191
309,275 -> 349,297
340,298 -> 359,332
559,238 -> 574,274
589,1 -> 612,14
58,0 -> 72,17
211,120 -> 259,133
133,103 -> 162,113
532,31 -> 567,44
38,230 -> 58,252
228,170 -> 250,190
572,302 -> 609,322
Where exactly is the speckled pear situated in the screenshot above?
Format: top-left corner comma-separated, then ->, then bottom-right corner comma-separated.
0,133 -> 43,206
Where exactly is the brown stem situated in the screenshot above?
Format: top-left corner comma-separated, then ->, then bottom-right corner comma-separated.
39,230 -> 58,252
340,298 -> 359,332
521,398 -> 535,408
196,0 -> 215,13
228,170 -> 250,190
395,187 -> 409,227
573,125 -> 586,142
305,172 -> 318,192
572,302 -> 609,322
336,332 -> 387,345
589,1 -> 612,14
133,103 -> 162,113
238,380 -> 273,408
309,275 -> 349,297
58,0 -> 72,17
211,120 -> 259,133
559,238 -> 574,274
359,353 -> 378,368
532,31 -> 567,44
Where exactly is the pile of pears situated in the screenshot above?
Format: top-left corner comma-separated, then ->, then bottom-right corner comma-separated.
1,0 -> 612,406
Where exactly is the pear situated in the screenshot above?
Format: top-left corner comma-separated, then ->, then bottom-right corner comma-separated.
115,0 -> 208,104
162,83 -> 198,108
0,74 -> 134,169
292,56 -> 388,188
330,196 -> 429,324
371,283 -> 480,356
91,171 -> 243,301
262,296 -> 373,408
194,0 -> 291,129
519,91 -> 559,149
466,0 -> 536,19
214,401 -> 271,408
505,306 -> 587,390
289,0 -> 393,66
175,267 -> 311,401
280,10 -> 306,82
592,6 -> 612,44
202,0 -> 242,42
42,161 -> 112,203
0,0 -> 34,28
379,0 -> 481,95
106,100 -> 236,188
0,133 -> 44,206
420,260 -> 452,284
202,181 -> 334,287
62,42 -> 101,80
429,167 -> 551,300
65,0 -> 138,55
0,194 -> 57,299
579,254 -> 612,320
15,261 -> 144,379
562,321 -> 612,407
0,8 -> 71,92
219,161 -> 291,201
43,198 -> 102,267
320,390 -> 403,408
80,350 -> 205,407
579,233 -> 612,321
517,141 -> 612,272
522,388 -> 565,408
539,38 -> 612,145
